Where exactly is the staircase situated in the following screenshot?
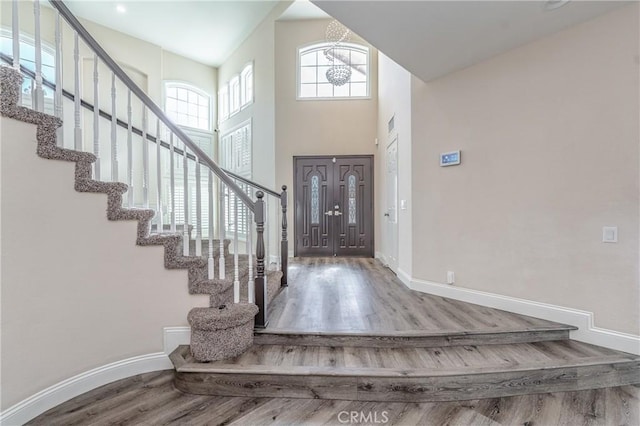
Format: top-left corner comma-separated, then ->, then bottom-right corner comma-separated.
0,62 -> 283,336
2,0 -> 289,364
170,323 -> 639,402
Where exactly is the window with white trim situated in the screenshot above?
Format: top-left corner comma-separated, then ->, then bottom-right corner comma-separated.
162,82 -> 213,237
298,42 -> 369,99
219,120 -> 252,237
0,31 -> 56,113
229,75 -> 241,115
164,83 -> 211,131
241,63 -> 253,107
218,62 -> 254,124
218,84 -> 229,122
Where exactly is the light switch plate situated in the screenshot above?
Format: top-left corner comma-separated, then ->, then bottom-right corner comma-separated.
602,226 -> 618,243
400,200 -> 408,210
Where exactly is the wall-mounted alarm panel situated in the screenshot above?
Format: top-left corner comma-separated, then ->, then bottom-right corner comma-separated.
440,150 -> 461,166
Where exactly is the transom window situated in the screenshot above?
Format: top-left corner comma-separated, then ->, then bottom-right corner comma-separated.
218,62 -> 253,124
298,42 -> 369,99
164,83 -> 211,131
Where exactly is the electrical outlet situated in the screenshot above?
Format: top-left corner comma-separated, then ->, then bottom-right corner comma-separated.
447,271 -> 455,285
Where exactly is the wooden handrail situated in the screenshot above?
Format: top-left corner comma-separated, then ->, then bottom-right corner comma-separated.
0,52 -> 284,203
49,0 -> 255,211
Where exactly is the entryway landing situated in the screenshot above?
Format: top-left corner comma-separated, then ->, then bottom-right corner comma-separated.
171,258 -> 640,403
263,257 -> 573,338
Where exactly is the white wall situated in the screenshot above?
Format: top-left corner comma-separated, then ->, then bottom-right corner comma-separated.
0,117 -> 208,410
376,53 -> 411,274
218,2 -> 292,188
217,2 -> 292,258
274,19 -> 378,253
410,5 -> 639,335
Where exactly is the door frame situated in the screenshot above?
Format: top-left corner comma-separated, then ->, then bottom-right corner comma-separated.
384,135 -> 399,272
293,154 -> 375,257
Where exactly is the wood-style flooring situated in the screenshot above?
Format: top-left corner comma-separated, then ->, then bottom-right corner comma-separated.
267,257 -> 567,333
182,339 -> 626,370
29,371 -> 640,425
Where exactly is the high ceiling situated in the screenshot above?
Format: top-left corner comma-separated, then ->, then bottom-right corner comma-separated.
63,0 -> 332,67
64,0 -> 281,67
63,0 -> 630,80
312,1 -> 631,82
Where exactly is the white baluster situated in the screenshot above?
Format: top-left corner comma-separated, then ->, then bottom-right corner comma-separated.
74,33 -> 82,151
169,133 -> 176,232
142,107 -> 149,208
233,192 -> 240,303
92,55 -> 100,179
195,157 -> 202,257
127,90 -> 133,206
12,0 -> 20,70
110,72 -> 118,181
183,144 -> 189,256
247,202 -> 254,304
54,12 -> 63,144
33,0 -> 44,112
219,181 -> 226,279
29,79 -> 34,108
208,169 -> 214,279
155,120 -> 164,232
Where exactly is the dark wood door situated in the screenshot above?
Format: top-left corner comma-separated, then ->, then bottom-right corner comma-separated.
294,155 -> 373,257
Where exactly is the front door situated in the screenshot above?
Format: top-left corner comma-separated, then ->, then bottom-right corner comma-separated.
294,155 -> 374,257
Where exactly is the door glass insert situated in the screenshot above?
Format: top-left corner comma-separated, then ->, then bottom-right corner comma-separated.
311,175 -> 320,224
348,174 -> 356,224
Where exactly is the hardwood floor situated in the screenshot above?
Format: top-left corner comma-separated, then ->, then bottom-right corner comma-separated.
29,371 -> 640,425
267,257 -> 568,333
171,341 -> 639,402
28,258 -> 638,424
183,340 -> 625,370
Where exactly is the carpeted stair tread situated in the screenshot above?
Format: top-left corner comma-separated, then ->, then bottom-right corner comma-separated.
168,256 -> 208,269
109,208 -> 156,221
75,179 -> 129,195
209,269 -> 284,308
138,233 -> 182,246
189,254 -> 253,294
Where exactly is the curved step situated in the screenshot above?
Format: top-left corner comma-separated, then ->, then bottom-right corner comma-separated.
171,340 -> 640,402
254,325 -> 577,348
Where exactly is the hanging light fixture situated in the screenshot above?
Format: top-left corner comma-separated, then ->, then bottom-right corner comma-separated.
324,20 -> 352,86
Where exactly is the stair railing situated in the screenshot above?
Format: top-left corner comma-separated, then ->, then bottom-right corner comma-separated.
5,0 -> 288,327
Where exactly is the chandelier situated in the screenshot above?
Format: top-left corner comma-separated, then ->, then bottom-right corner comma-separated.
324,20 -> 352,86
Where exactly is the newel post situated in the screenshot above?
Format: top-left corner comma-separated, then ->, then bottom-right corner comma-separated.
280,185 -> 288,287
254,191 -> 267,328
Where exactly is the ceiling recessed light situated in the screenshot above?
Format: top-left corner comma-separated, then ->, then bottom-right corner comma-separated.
116,4 -> 126,14
543,0 -> 571,11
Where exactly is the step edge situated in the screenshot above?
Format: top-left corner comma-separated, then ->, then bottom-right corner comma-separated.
254,326 -> 578,339
175,354 -> 640,377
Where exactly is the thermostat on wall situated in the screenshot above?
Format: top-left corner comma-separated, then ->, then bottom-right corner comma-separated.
440,150 -> 461,166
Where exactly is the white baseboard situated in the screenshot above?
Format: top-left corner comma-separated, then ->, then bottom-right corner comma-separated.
397,268 -> 412,287
163,326 -> 191,354
0,352 -> 172,425
0,326 -> 192,425
403,274 -> 640,355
